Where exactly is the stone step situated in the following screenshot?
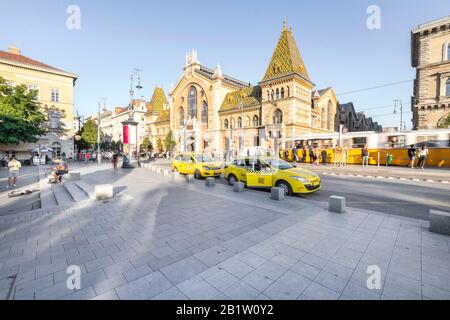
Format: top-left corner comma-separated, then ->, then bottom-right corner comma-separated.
38,170 -> 57,209
73,181 -> 95,200
52,183 -> 75,206
63,181 -> 90,203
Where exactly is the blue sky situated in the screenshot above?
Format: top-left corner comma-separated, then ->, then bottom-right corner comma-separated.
1,0 -> 449,129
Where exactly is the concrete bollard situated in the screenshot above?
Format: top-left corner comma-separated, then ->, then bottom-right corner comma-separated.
163,169 -> 170,176
205,177 -> 215,187
173,172 -> 181,180
430,210 -> 450,235
270,187 -> 284,201
185,174 -> 194,183
66,173 -> 81,181
233,181 -> 245,193
95,184 -> 113,200
156,167 -> 162,174
151,166 -> 156,172
329,195 -> 346,213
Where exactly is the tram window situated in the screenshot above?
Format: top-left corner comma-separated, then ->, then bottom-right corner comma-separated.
387,135 -> 406,148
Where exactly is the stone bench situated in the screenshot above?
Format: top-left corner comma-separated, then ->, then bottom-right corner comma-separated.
329,195 -> 346,213
270,187 -> 284,201
95,184 -> 113,201
430,210 -> 450,236
205,177 -> 215,187
65,172 -> 81,181
233,182 -> 245,193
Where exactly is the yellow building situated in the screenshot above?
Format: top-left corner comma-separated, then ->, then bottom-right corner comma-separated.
159,21 -> 338,156
411,16 -> 450,129
0,46 -> 78,160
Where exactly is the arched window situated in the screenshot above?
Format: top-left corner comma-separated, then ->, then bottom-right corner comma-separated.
446,78 -> 450,96
448,43 -> 450,61
188,86 -> 197,119
271,90 -> 274,101
287,86 -> 290,98
252,115 -> 259,127
201,101 -> 208,125
267,91 -> 270,101
237,117 -> 242,128
281,87 -> 285,99
230,118 -> 235,129
444,42 -> 450,61
327,101 -> 333,131
245,116 -> 251,127
224,119 -> 229,129
321,108 -> 326,129
179,107 -> 185,126
273,108 -> 283,124
276,88 -> 280,100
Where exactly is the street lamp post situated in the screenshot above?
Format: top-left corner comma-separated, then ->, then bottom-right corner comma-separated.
122,69 -> 143,168
97,98 -> 105,164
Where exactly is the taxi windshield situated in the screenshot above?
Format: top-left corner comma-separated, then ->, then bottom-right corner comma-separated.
195,155 -> 214,163
265,158 -> 294,170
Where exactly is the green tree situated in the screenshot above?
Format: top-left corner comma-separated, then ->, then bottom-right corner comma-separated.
0,77 -> 47,144
156,138 -> 164,153
140,136 -> 151,152
80,119 -> 104,148
164,130 -> 176,154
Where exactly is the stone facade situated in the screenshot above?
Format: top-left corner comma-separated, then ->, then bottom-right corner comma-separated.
411,16 -> 450,129
0,47 -> 78,160
155,22 -> 339,155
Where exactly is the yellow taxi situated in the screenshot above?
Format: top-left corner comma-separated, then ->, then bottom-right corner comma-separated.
172,153 -> 224,179
224,157 -> 321,196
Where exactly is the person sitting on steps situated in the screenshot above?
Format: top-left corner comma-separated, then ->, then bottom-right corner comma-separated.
51,157 -> 68,184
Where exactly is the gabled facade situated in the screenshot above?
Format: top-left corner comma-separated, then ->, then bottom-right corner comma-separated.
0,46 -> 78,160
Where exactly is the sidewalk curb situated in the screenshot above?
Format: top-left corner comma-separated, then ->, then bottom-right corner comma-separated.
321,172 -> 449,184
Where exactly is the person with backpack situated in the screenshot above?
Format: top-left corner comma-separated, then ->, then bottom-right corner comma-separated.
51,157 -> 68,184
407,144 -> 416,168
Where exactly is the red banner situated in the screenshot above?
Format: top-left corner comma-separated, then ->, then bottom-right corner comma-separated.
123,125 -> 129,144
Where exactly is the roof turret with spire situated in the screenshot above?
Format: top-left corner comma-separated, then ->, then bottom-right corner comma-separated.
261,20 -> 311,83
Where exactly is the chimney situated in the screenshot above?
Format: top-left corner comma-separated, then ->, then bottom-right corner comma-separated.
8,46 -> 21,55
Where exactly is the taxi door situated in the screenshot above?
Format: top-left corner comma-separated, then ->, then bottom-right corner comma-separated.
185,156 -> 196,174
245,160 -> 274,188
233,159 -> 249,182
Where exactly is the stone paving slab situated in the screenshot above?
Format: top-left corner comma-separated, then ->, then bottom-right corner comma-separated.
0,166 -> 449,300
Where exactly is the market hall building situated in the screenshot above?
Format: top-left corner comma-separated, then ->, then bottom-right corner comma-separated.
148,21 -> 339,155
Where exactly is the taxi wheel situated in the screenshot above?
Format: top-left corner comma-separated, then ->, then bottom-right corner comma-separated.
194,170 -> 202,179
227,174 -> 237,186
276,180 -> 292,196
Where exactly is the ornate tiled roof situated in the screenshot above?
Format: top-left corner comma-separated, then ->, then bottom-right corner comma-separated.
148,87 -> 167,113
155,109 -> 170,123
261,24 -> 310,82
219,85 -> 262,113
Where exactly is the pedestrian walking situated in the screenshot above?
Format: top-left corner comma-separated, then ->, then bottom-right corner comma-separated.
301,146 -> 307,163
112,152 -> 118,170
309,146 -> 314,164
333,145 -> 341,166
7,155 -> 21,188
314,146 -> 321,165
417,144 -> 429,169
292,145 -> 299,162
407,144 -> 416,168
321,147 -> 328,165
362,144 -> 369,167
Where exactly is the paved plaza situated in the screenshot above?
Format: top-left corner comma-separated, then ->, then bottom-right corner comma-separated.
0,164 -> 449,300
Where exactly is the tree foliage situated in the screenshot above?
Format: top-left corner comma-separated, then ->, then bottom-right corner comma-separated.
164,130 -> 176,152
156,138 -> 164,153
0,77 -> 47,144
80,119 -> 104,148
